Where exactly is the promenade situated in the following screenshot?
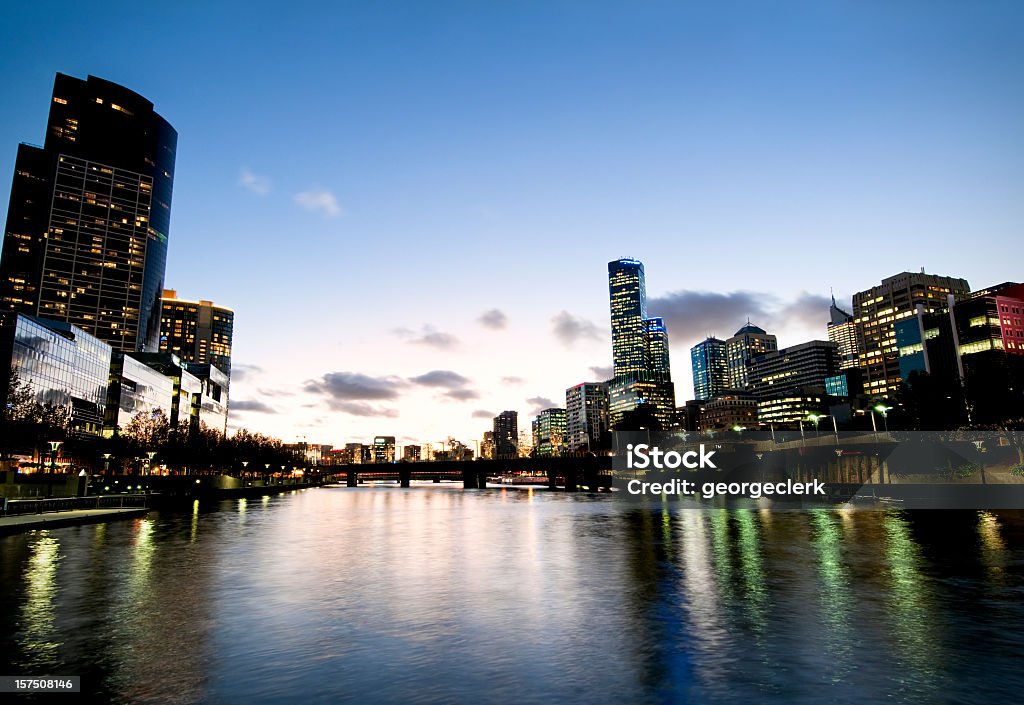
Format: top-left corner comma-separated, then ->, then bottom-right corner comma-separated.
0,507 -> 149,534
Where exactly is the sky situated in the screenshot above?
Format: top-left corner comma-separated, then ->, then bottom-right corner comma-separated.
1,1 -> 1022,449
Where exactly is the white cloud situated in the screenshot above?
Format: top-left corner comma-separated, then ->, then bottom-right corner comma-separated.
239,167 -> 271,195
295,187 -> 342,217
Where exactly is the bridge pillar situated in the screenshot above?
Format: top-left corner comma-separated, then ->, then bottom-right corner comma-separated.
564,468 -> 578,492
463,468 -> 478,489
433,476 -> 440,483
583,467 -> 597,492
346,470 -> 357,487
476,469 -> 488,489
547,469 -> 557,490
400,469 -> 411,488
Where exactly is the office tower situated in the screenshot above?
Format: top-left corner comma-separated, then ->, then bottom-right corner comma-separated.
827,296 -> 859,370
159,290 -> 234,374
493,410 -> 518,457
725,322 -> 777,389
481,431 -> 495,460
747,340 -> 841,423
402,445 -> 422,462
852,270 -> 970,398
690,336 -> 728,401
0,73 -> 177,353
697,392 -> 757,433
608,259 -> 648,377
532,407 -> 566,457
373,436 -> 396,464
0,314 -> 112,435
607,259 -> 676,428
565,382 -> 609,452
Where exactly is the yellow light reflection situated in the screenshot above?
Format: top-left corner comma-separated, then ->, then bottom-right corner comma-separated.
19,533 -> 62,668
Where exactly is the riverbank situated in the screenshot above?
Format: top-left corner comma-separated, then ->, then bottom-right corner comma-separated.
0,507 -> 149,534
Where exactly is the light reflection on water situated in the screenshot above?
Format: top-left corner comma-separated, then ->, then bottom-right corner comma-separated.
1,487 -> 1024,704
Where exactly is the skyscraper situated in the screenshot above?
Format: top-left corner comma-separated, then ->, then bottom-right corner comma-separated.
853,270 -> 970,398
531,407 -> 566,457
827,295 -> 859,370
607,259 -> 676,428
691,336 -> 728,401
0,73 -> 177,353
493,410 -> 518,457
608,259 -> 648,378
565,382 -> 609,452
725,322 -> 777,389
159,289 -> 234,374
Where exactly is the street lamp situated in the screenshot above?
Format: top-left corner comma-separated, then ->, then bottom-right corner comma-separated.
732,425 -> 746,440
48,440 -> 63,473
873,404 -> 892,433
146,451 -> 157,476
102,452 -> 112,476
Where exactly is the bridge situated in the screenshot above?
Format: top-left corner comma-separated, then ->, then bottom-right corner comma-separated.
328,455 -> 613,490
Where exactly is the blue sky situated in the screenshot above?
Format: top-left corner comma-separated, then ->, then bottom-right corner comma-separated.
2,1 -> 1022,448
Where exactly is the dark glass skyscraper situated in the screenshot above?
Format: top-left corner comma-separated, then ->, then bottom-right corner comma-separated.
0,73 -> 177,353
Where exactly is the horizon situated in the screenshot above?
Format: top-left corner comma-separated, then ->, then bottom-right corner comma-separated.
1,1 -> 1021,447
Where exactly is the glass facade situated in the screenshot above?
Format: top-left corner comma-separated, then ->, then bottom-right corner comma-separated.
1,314 -> 112,434
105,352 -> 175,434
565,382 -> 609,452
608,259 -> 648,378
725,323 -> 777,390
532,408 -> 566,457
0,73 -> 176,353
691,337 -> 728,401
493,411 -> 518,457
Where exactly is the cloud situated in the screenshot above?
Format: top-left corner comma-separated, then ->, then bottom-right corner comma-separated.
303,372 -> 404,401
257,388 -> 294,397
478,308 -> 508,330
239,167 -> 271,195
329,401 -> 400,418
444,389 -> 480,401
231,363 -> 263,383
501,376 -> 525,385
472,409 -> 496,419
394,326 -> 460,350
588,365 -> 613,380
295,187 -> 342,217
231,399 -> 277,414
526,396 -> 558,415
551,311 -> 602,347
409,370 -> 471,388
647,290 -> 831,344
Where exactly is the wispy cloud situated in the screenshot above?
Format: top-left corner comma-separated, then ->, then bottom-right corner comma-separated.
303,372 -> 405,401
231,363 -> 263,384
588,365 -> 613,380
329,401 -> 400,418
444,389 -> 480,401
551,311 -> 602,348
472,409 -> 496,419
239,167 -> 271,195
231,399 -> 277,414
394,326 -> 460,350
409,370 -> 471,388
295,187 -> 342,217
478,308 -> 508,330
501,376 -> 525,385
526,396 -> 558,415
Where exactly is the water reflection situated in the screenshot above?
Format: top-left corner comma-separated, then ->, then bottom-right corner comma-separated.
0,491 -> 1023,704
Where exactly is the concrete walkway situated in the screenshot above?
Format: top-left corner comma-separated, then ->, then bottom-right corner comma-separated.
0,507 -> 150,534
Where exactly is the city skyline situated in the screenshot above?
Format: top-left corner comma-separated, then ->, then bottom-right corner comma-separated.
2,2 -> 1022,446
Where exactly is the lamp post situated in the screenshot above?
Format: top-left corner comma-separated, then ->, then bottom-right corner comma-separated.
102,452 -> 112,476
146,451 -> 157,476
807,414 -> 822,438
873,404 -> 891,433
732,425 -> 746,440
48,440 -> 63,473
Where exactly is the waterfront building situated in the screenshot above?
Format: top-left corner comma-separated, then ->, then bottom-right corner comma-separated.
402,445 -> 422,462
493,411 -> 518,458
725,322 -> 777,389
827,296 -> 860,370
747,340 -> 841,424
677,399 -> 705,432
104,352 -> 175,435
852,270 -> 970,398
608,375 -> 677,430
159,290 -> 234,375
609,258 -> 648,378
373,436 -> 396,464
132,352 -> 218,432
565,382 -> 609,452
480,431 -> 495,460
0,73 -> 177,353
697,392 -> 758,433
690,336 -> 728,401
532,407 -> 566,457
0,314 -> 112,435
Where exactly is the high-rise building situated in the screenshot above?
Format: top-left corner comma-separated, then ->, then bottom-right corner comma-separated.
493,410 -> 518,457
402,445 -> 422,462
827,296 -> 860,370
373,436 -> 396,464
159,290 -> 234,374
852,270 -> 970,398
725,322 -> 777,389
531,407 -> 566,457
0,73 -> 177,353
609,259 -> 648,378
747,340 -> 841,423
607,259 -> 676,428
565,382 -> 609,452
690,336 -> 728,401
